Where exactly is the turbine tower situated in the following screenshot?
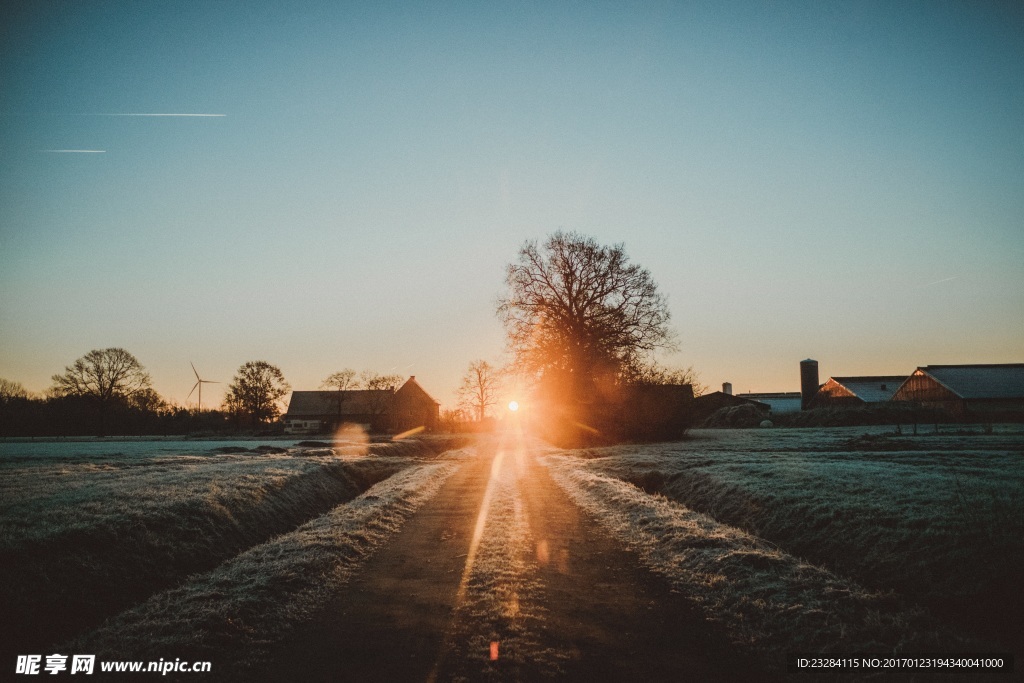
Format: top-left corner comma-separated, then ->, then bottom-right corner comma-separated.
187,362 -> 219,413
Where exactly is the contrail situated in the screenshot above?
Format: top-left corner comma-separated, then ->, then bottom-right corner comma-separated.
2,113 -> 225,117
42,149 -> 106,153
924,276 -> 959,287
93,113 -> 226,117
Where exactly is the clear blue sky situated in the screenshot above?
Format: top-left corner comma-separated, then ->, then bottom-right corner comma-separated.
2,0 -> 1022,408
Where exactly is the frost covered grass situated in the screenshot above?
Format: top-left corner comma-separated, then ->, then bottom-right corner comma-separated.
552,428 -> 1024,651
543,456 -> 980,671
67,458 -> 462,676
0,437 -> 460,655
565,432 -> 1019,647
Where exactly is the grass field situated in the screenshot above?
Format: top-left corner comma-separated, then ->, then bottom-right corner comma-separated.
547,426 -> 1024,658
68,456 -> 466,676
0,437 -> 462,657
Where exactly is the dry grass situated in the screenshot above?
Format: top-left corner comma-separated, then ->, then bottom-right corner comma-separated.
548,427 -> 1024,657
543,454 -> 983,673
0,437 -> 460,656
66,457 -> 464,677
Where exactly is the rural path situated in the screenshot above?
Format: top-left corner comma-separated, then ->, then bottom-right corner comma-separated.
258,431 -> 764,682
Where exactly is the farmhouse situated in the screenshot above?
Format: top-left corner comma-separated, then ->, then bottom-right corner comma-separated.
282,376 -> 439,435
810,376 -> 908,408
891,364 -> 1024,413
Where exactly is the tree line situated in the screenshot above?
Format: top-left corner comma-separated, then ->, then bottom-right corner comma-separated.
0,353 -> 295,437
0,352 -> 423,437
3,231 -> 704,442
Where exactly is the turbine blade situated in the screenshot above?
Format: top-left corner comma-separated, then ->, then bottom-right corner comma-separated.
187,382 -> 199,401
191,362 -> 200,382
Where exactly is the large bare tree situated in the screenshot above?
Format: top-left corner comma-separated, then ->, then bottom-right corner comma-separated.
225,361 -> 290,428
50,348 -> 156,435
498,231 -> 675,394
457,360 -> 502,421
50,348 -> 153,402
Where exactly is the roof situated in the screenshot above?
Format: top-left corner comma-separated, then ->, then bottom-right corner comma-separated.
735,391 -> 802,413
284,390 -> 391,416
828,376 -> 908,403
736,392 -> 802,399
695,391 -> 768,407
915,364 -> 1024,400
397,376 -> 440,405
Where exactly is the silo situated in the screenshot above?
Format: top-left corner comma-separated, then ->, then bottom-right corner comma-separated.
800,359 -> 819,410
722,382 -> 733,396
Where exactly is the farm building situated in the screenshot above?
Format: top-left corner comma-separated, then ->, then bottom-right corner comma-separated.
810,376 -> 908,408
694,383 -> 768,419
282,376 -> 439,435
735,391 -> 803,413
891,364 -> 1024,413
393,376 -> 441,433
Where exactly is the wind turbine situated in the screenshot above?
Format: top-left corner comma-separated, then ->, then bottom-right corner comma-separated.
187,362 -> 219,413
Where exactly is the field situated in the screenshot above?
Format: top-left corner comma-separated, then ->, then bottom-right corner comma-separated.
545,426 -> 1024,658
2,427 -> 1020,678
0,436 -> 464,660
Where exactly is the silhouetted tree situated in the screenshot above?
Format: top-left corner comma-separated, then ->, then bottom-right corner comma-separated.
0,378 -> 29,402
630,364 -> 707,396
321,369 -> 357,427
357,371 -> 403,430
498,231 -> 675,397
457,360 -> 502,421
225,361 -> 290,428
49,348 -> 155,435
439,408 -> 469,432
0,379 -> 33,437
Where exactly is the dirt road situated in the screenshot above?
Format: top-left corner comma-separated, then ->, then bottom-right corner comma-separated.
258,431 -> 765,681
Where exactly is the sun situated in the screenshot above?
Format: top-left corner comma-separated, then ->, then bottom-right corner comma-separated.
508,400 -> 519,412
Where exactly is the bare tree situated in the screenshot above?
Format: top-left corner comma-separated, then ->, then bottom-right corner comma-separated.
439,407 -> 469,431
457,360 -> 502,421
225,361 -> 290,428
0,378 -> 30,402
321,368 -> 357,426
630,364 -> 708,397
50,348 -> 156,434
50,348 -> 153,402
359,371 -> 404,429
498,231 -> 676,395
360,371 -> 404,391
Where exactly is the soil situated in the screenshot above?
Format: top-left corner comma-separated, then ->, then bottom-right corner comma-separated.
257,434 -> 769,682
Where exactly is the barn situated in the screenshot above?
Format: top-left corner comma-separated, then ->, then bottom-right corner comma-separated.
282,376 -> 439,435
810,376 -> 908,408
890,364 -> 1024,414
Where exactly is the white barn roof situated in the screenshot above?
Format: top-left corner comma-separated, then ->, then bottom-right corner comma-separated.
829,376 -> 907,403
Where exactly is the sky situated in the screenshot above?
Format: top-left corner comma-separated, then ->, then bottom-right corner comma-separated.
1,0 -> 1022,410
